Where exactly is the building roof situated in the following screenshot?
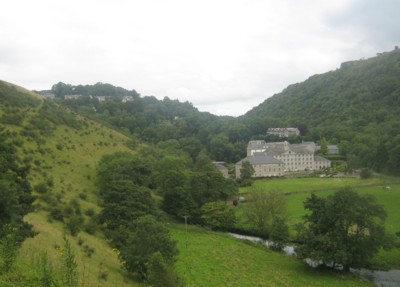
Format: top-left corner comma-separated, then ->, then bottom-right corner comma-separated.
264,141 -> 315,155
314,155 -> 330,162
247,140 -> 267,150
237,153 -> 283,165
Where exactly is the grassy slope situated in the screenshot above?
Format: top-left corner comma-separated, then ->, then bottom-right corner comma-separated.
1,81 -> 141,286
18,118 -> 141,287
170,223 -> 372,287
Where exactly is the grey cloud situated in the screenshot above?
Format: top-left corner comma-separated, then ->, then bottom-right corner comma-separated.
326,0 -> 400,47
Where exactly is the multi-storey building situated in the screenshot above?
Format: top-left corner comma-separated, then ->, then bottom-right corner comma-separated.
267,127 -> 300,138
235,140 -> 331,178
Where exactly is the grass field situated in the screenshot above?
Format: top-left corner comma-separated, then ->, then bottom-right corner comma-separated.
237,177 -> 400,269
170,223 -> 373,287
239,177 -> 392,194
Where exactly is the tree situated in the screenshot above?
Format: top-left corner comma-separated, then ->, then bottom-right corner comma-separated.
120,215 -> 179,280
201,201 -> 236,230
98,180 -> 158,231
243,188 -> 287,239
147,252 -> 185,287
239,161 -> 254,186
320,137 -> 328,155
296,188 -> 392,271
269,217 -> 290,251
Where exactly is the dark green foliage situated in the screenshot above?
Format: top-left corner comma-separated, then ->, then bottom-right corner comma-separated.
0,133 -> 35,241
65,215 -> 84,236
147,252 -> 185,287
239,161 -> 255,186
360,168 -> 372,179
243,189 -> 287,239
320,137 -> 328,155
269,217 -> 290,251
119,215 -> 179,280
99,180 -> 158,231
97,152 -> 153,189
0,232 -> 19,274
159,159 -> 237,222
96,152 -> 159,248
201,201 -> 236,230
34,182 -> 48,194
296,188 -> 392,271
49,206 -> 64,222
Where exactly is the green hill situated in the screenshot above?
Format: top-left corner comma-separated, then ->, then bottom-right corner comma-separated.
0,80 -> 378,286
0,80 -> 140,286
241,48 -> 400,174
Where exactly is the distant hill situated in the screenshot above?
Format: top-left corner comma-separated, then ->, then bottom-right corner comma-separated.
241,48 -> 400,174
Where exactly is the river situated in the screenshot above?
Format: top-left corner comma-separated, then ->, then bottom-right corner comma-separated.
228,233 -> 400,287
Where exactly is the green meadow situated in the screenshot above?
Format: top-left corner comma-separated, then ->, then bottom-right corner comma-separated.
239,177 -> 390,194
170,223 -> 373,287
236,177 -> 400,269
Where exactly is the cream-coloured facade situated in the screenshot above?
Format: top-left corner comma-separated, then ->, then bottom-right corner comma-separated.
236,140 -> 331,178
267,127 -> 300,138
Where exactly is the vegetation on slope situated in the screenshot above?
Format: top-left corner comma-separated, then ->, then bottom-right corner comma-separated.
0,80 -> 140,286
242,48 -> 400,174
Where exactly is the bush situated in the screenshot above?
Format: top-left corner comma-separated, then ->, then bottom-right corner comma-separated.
84,209 -> 95,217
360,168 -> 372,179
34,183 -> 48,194
49,206 -> 64,222
65,215 -> 84,236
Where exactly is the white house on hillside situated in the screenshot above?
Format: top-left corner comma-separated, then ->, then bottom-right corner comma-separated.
267,127 -> 300,138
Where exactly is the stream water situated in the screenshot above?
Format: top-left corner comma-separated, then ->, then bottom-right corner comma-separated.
228,233 -> 400,287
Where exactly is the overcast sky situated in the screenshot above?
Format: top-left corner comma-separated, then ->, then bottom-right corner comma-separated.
1,0 -> 399,116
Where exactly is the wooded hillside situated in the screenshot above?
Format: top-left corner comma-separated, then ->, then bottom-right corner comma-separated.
242,48 -> 400,174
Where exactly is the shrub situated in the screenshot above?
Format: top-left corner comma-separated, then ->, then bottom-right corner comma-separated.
360,168 -> 372,179
49,206 -> 64,222
34,183 -> 48,194
65,215 -> 84,236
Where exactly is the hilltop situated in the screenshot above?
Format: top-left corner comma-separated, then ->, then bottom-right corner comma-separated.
241,48 -> 400,174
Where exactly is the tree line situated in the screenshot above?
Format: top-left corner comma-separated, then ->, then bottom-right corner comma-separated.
95,147 -> 237,285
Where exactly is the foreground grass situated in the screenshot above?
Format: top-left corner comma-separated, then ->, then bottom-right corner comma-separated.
170,223 -> 372,287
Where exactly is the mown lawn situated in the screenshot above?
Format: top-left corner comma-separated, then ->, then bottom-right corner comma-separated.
239,177 -> 389,194
170,223 -> 373,287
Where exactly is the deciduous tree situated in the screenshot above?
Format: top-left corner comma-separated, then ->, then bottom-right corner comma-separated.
120,215 -> 179,280
296,188 -> 392,271
243,188 -> 287,239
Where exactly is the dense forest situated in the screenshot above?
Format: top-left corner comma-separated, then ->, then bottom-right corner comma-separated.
48,48 -> 400,174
